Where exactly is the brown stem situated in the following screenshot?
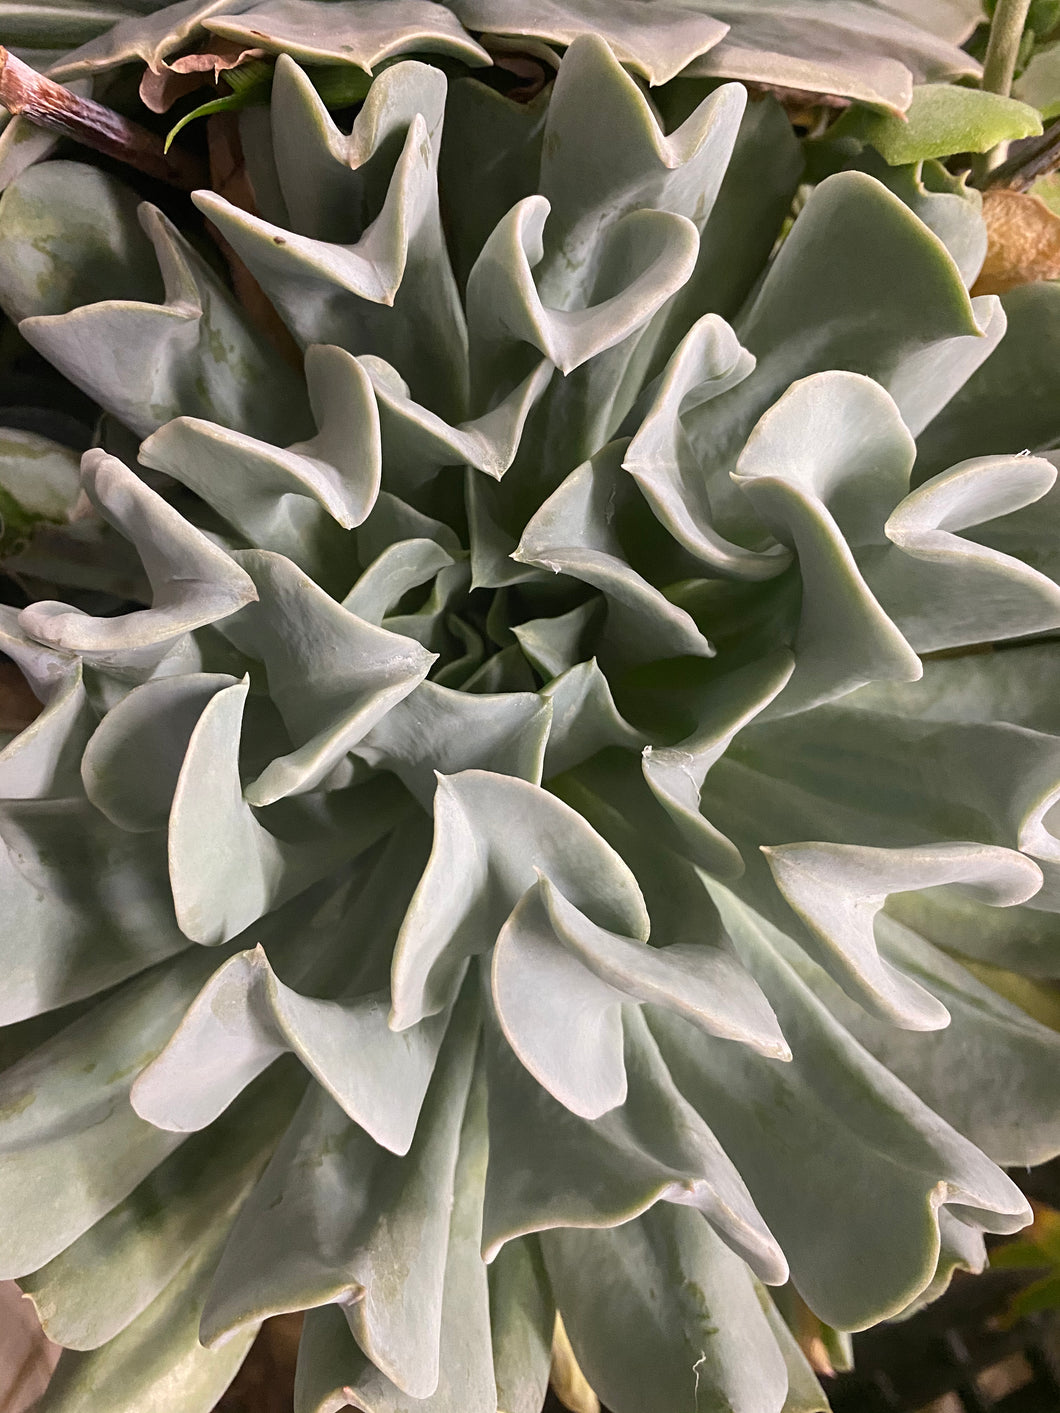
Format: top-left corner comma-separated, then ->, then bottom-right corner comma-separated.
0,46 -> 206,189
985,116 -> 1060,190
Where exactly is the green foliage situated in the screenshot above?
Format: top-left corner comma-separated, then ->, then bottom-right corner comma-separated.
827,83 -> 1042,164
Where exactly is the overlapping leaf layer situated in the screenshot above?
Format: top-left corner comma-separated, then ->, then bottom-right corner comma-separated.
0,13 -> 1059,1413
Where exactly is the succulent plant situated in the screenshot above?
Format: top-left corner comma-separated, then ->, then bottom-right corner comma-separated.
1,9 -> 1060,1413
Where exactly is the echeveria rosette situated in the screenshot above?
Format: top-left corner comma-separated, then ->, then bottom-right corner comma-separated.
1,27 -> 1060,1413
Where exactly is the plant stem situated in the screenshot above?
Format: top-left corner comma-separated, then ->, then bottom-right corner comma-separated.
981,0 -> 1034,98
973,0 -> 1034,181
0,46 -> 205,188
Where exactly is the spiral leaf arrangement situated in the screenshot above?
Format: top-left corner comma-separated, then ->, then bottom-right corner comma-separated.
0,8 -> 1059,1413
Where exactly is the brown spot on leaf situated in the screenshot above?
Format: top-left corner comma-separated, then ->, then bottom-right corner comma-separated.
0,661 -> 42,734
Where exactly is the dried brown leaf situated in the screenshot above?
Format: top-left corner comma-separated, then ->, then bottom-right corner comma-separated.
0,1281 -> 60,1413
139,41 -> 265,114
972,187 -> 1060,295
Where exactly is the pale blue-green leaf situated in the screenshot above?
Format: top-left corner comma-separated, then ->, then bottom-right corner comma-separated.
34,1217 -> 258,1413
0,162 -> 160,323
381,560 -> 471,654
685,171 -> 981,519
132,940 -> 452,1154
450,0 -> 726,85
536,36 -> 743,308
19,453 -> 257,669
623,313 -> 777,578
726,701 -> 1060,899
862,453 -> 1060,652
20,197 -> 307,442
493,875 -> 790,1118
489,1238 -> 554,1413
482,1005 -> 787,1284
732,372 -> 922,714
514,444 -> 715,664
294,1060 -> 493,1413
849,154 -> 987,291
438,76 -> 548,291
139,344 -> 380,576
914,283 -> 1060,480
887,295 -> 1004,436
765,840 -> 1041,1030
528,47 -> 748,465
390,767 -> 649,1029
361,353 -> 552,494
222,550 -> 434,804
48,0 -> 238,79
641,652 -> 794,877
655,885 -> 1032,1329
81,673 -> 237,832
0,428 -> 81,551
897,1206 -> 990,1318
787,915 -> 1060,1168
846,642 -> 1060,736
491,882 -> 630,1120
539,658 -> 643,779
555,753 -> 788,1057
199,995 -> 479,1399
0,611 -> 92,800
544,872 -> 786,1061
167,678 -> 364,945
511,600 -> 599,681
355,679 -> 551,806
196,57 -> 467,416
462,644 -> 540,694
0,2 -> 131,56
543,1205 -> 789,1413
466,472 -> 542,591
20,1063 -> 304,1349
652,86 -> 802,337
342,540 -> 455,625
754,1283 -> 830,1413
685,0 -> 979,110
0,947 -> 226,1278
205,0 -> 491,68
0,798 -> 193,1023
432,615 -> 486,688
466,195 -> 699,393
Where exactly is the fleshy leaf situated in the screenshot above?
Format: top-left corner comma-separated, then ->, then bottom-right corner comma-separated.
221,550 -> 435,805
390,767 -> 649,1029
0,948 -> 224,1278
653,886 -> 1032,1330
832,84 -> 1041,166
355,679 -> 552,806
543,1205 -> 789,1413
195,56 -> 467,416
492,874 -> 789,1119
204,0 -> 492,68
514,443 -> 715,665
198,992 -> 480,1402
482,1005 -> 787,1285
138,345 -> 381,577
764,840 -> 1043,1030
450,0 -> 727,86
19,452 -> 257,670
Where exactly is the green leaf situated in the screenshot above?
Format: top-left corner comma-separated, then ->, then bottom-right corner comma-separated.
831,84 -> 1042,166
164,85 -> 265,155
